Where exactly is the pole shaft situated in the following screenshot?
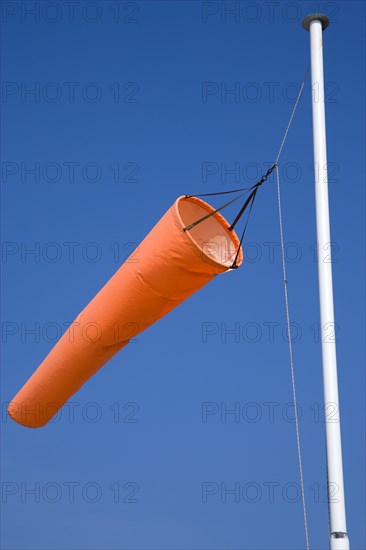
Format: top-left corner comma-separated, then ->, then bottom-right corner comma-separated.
308,19 -> 349,550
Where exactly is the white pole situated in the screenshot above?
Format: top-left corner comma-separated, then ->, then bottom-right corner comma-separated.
302,14 -> 350,550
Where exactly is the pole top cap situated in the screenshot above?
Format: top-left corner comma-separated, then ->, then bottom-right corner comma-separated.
302,13 -> 329,31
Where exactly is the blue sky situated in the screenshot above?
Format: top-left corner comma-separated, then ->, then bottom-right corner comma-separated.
1,1 -> 365,549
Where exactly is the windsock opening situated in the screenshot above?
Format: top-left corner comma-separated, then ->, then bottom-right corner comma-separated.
176,196 -> 243,268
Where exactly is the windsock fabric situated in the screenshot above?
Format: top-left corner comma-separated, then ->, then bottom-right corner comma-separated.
8,196 -> 243,428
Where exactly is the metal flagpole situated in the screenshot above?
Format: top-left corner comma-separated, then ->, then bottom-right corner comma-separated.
302,13 -> 350,550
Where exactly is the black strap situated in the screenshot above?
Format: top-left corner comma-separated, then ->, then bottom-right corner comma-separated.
185,186 -> 252,199
229,188 -> 257,231
228,163 -> 276,232
230,188 -> 258,269
183,191 -> 247,233
228,163 -> 276,267
183,163 -> 277,267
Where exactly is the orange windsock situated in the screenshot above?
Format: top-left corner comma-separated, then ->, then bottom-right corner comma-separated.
8,196 -> 243,428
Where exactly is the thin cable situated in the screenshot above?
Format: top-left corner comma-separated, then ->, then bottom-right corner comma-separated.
275,64 -> 310,164
275,164 -> 310,550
